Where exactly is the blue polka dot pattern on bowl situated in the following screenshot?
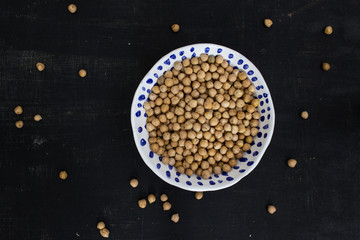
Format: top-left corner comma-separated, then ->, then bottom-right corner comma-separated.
131,44 -> 275,191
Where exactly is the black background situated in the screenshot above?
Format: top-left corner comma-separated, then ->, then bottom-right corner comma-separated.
1,0 -> 360,239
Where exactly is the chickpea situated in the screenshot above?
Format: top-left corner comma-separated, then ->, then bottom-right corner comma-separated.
229,159 -> 237,167
211,166 -> 221,175
301,111 -> 309,119
59,170 -> 68,180
130,179 -> 138,188
100,228 -> 110,238
68,4 -> 77,13
215,55 -> 223,64
138,199 -> 147,208
322,62 -> 330,71
222,164 -> 231,172
195,192 -> 203,200
243,143 -> 251,151
267,205 -> 276,214
97,222 -> 105,230
171,213 -> 180,223
15,120 -> 23,128
287,158 -> 297,168
160,194 -> 168,202
171,24 -> 180,32
174,61 -> 182,71
324,25 -> 333,35
264,19 -> 273,28
148,194 -> 156,204
163,202 -> 172,211
201,169 -> 210,179
185,168 -> 193,176
251,127 -> 259,136
14,106 -> 23,115
79,69 -> 87,78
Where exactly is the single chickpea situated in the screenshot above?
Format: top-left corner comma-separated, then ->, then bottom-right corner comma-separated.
171,213 -> 180,223
287,159 -> 297,168
322,62 -> 330,71
36,62 -> 45,71
163,202 -> 172,211
68,4 -> 77,13
59,170 -> 68,180
199,53 -> 208,62
148,194 -> 156,204
165,78 -> 174,87
138,199 -> 147,208
201,161 -> 210,169
185,67 -> 193,75
176,166 -> 185,174
324,25 -> 333,35
14,106 -> 23,115
264,19 -> 273,28
222,164 -> 231,172
32,114 -> 42,122
209,64 -> 217,72
174,61 -> 182,71
208,55 -> 215,63
160,194 -> 168,202
229,159 -> 237,167
267,205 -> 276,214
171,24 -> 180,32
97,221 -> 105,230
251,99 -> 260,107
185,168 -> 193,176
300,111 -> 309,119
79,69 -> 87,77
215,55 -> 223,64
213,166 -> 222,175
238,71 -> 247,80
201,169 -> 210,179
100,228 -> 110,238
195,192 -> 203,200
129,178 -> 138,188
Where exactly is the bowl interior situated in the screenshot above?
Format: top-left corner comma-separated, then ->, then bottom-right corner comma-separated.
131,43 -> 275,191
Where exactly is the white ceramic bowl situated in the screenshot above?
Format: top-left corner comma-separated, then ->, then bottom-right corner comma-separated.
131,43 -> 275,191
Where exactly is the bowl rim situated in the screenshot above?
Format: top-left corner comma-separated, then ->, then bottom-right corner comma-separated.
131,43 -> 275,191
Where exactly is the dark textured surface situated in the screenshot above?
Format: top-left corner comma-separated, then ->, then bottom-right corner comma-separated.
1,0 -> 360,239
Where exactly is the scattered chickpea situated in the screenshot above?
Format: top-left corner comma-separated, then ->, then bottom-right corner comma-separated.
287,158 -> 297,168
267,205 -> 276,214
97,222 -> 105,230
36,62 -> 45,71
68,4 -> 77,14
14,106 -> 23,115
322,62 -> 330,71
99,228 -> 110,238
300,111 -> 309,119
79,69 -> 87,78
129,178 -> 139,188
138,199 -> 147,208
171,24 -> 180,33
264,19 -> 273,28
171,213 -> 180,223
59,170 -> 68,180
163,202 -> 172,211
15,120 -> 23,128
147,194 -> 156,204
160,194 -> 168,202
324,25 -> 333,35
34,114 -> 42,122
195,192 -> 203,200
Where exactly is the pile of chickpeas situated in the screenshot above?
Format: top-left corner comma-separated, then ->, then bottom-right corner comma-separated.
144,53 -> 260,179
